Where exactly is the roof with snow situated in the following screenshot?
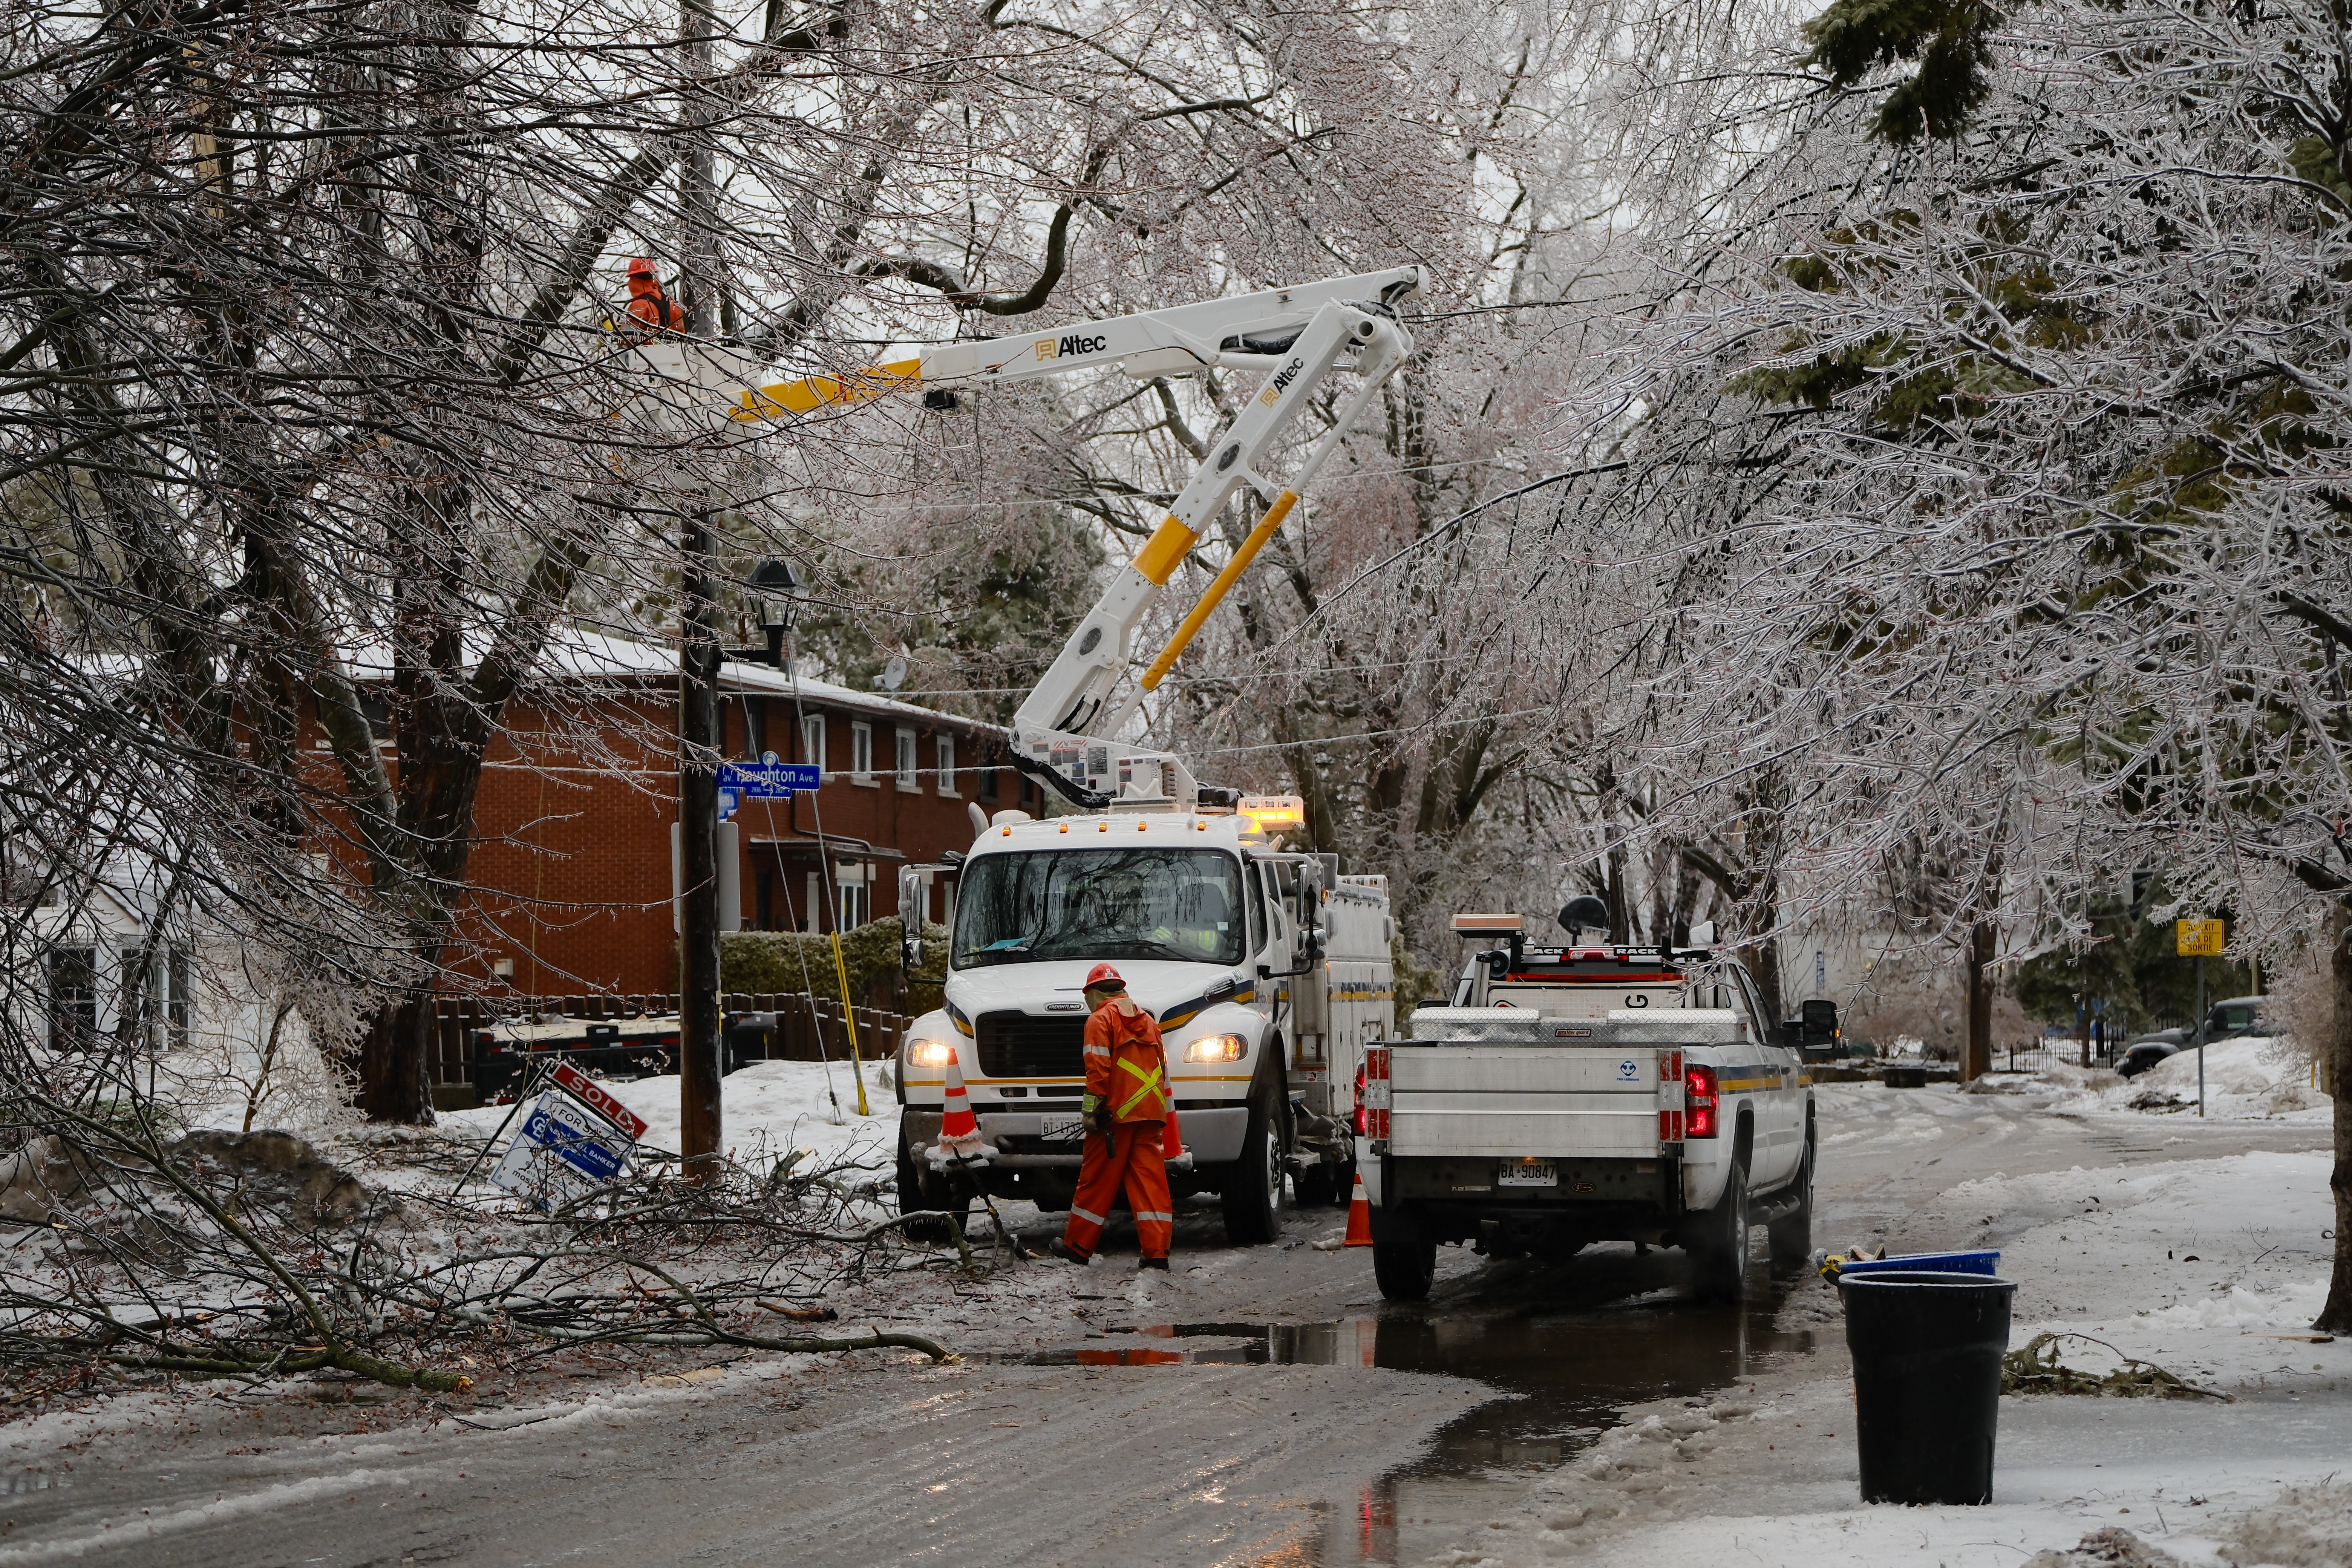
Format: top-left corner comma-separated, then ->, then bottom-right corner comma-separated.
358,625 -> 1008,735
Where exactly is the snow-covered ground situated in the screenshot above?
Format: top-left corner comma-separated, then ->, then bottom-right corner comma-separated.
2035,1037 -> 2331,1123
436,1058 -> 903,1178
1450,1122 -> 2350,1568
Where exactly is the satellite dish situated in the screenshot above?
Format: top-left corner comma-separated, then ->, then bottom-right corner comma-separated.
880,654 -> 907,691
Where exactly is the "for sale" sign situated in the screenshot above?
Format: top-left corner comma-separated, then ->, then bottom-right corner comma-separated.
487,1074 -> 644,1210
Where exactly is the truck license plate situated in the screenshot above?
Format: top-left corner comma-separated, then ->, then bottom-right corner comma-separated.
1040,1115 -> 1086,1143
1497,1161 -> 1556,1187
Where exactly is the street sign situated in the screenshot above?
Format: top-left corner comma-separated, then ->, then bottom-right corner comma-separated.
2176,919 -> 2225,957
718,760 -> 821,796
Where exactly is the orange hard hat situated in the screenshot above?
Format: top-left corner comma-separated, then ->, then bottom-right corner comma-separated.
1084,962 -> 1125,992
626,257 -> 656,276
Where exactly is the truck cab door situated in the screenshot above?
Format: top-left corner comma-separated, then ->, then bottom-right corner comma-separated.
1732,965 -> 1798,1185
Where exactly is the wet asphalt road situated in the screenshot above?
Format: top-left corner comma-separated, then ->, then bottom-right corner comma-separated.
0,1083 -> 2328,1567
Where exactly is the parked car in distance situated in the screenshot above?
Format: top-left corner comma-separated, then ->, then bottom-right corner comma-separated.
2116,1035 -> 2184,1080
2202,995 -> 2269,1041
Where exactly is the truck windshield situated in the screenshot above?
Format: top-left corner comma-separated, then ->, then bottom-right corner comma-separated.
952,848 -> 1246,969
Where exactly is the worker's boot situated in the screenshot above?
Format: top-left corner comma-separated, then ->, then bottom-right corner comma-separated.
1138,1257 -> 1169,1272
1046,1238 -> 1092,1266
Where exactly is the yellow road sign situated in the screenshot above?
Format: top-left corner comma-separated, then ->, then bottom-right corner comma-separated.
2176,919 -> 2225,957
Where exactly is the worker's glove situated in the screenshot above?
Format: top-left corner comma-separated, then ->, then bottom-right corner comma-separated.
1082,1096 -> 1115,1134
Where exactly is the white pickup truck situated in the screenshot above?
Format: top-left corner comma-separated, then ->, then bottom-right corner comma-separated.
1356,912 -> 1819,1303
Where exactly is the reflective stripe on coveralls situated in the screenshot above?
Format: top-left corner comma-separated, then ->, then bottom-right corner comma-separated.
1116,1055 -> 1168,1119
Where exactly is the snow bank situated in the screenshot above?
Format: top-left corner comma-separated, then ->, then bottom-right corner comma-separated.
438,1058 -> 902,1177
1937,1149 -> 2337,1391
2044,1037 -> 2328,1122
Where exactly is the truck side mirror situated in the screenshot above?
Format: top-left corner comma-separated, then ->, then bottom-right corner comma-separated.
898,867 -> 925,972
1296,859 -> 1325,958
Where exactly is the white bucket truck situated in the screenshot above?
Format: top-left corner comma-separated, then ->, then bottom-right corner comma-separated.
851,269 -> 1423,1244
895,798 -> 1393,1242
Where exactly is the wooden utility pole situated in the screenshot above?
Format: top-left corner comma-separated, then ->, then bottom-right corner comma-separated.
676,0 -> 725,1183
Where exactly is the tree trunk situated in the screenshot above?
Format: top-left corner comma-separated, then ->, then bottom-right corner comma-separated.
1963,918 -> 1994,1083
2315,909 -> 2352,1331
357,987 -> 436,1124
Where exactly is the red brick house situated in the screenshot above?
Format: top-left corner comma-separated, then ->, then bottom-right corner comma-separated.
403,632 -> 1037,998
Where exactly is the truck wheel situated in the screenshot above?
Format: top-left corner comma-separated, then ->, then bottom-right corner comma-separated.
1220,1078 -> 1288,1245
1372,1237 -> 1437,1301
1692,1162 -> 1751,1305
1768,1139 -> 1814,1272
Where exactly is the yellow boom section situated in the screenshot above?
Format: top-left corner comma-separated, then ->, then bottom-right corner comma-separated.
731,358 -> 923,422
1140,490 -> 1297,690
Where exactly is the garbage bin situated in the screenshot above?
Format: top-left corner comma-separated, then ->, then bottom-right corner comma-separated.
1841,1269 -> 2016,1505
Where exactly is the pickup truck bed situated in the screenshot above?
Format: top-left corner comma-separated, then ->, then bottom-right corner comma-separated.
1357,1006 -> 1814,1302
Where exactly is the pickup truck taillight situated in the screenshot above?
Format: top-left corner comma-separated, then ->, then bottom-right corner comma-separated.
1360,1046 -> 1391,1138
1684,1063 -> 1719,1139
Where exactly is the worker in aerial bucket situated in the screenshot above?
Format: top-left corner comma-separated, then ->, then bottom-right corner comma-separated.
623,257 -> 686,338
1049,962 -> 1173,1271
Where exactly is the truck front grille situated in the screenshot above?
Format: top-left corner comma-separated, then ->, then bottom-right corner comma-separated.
975,1012 -> 1087,1078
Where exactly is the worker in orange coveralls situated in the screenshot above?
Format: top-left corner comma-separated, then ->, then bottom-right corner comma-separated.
1048,962 -> 1173,1271
623,257 -> 686,338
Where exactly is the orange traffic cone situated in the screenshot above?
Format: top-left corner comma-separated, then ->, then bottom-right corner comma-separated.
1343,1168 -> 1374,1246
1162,1107 -> 1191,1170
926,1051 -> 991,1167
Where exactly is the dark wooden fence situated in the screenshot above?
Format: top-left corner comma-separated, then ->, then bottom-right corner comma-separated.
430,994 -> 912,1087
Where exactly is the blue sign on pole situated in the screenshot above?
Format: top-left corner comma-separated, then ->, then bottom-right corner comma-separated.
718,761 -> 821,796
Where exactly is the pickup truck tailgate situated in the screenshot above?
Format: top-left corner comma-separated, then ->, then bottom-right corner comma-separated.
1388,1044 -> 1663,1157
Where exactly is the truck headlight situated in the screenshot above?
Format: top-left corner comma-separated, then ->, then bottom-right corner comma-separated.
1184,1033 -> 1248,1063
907,1038 -> 956,1068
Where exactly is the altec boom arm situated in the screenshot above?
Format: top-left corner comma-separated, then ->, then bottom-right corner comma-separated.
642,265 -> 1424,809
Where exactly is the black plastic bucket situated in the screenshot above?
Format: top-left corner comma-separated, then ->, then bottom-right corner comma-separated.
1841,1269 -> 2016,1505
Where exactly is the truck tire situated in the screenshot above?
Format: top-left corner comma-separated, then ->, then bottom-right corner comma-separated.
1220,1077 -> 1288,1245
1768,1139 -> 1814,1273
1691,1161 -> 1751,1305
1372,1237 -> 1437,1301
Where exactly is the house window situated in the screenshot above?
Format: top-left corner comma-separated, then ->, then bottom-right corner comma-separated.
978,763 -> 998,802
743,698 -> 766,761
936,735 -> 957,795
837,867 -> 870,929
124,941 -> 190,1049
895,729 -> 919,790
850,721 -> 874,781
800,713 -> 825,773
47,946 -> 97,1050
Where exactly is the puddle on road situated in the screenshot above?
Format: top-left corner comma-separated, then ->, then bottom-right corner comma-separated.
1018,1244 -> 1818,1565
